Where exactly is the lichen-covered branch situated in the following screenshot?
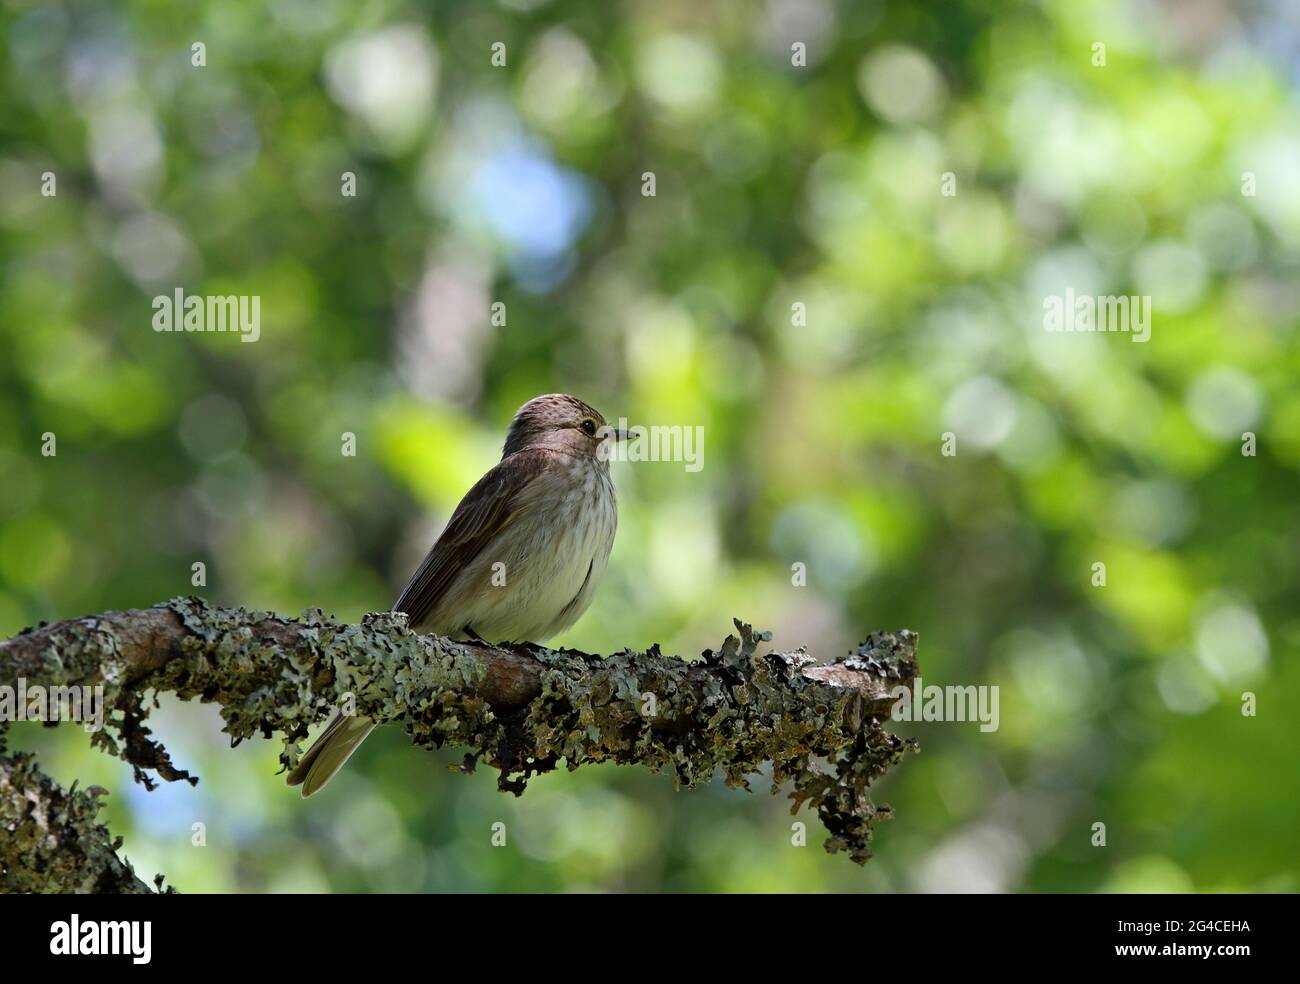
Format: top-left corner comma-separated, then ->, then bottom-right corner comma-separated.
0,751 -> 165,894
0,597 -> 918,892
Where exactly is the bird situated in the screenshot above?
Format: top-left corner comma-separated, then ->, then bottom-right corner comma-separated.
287,393 -> 625,797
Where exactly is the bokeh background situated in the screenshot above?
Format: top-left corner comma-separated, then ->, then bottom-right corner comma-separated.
3,0 -> 1298,892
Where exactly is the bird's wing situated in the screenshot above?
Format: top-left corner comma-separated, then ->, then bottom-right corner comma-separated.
393,447 -> 552,628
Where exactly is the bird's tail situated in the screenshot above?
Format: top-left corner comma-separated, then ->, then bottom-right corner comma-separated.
286,713 -> 375,797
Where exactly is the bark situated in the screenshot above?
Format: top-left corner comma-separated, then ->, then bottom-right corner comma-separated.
0,597 -> 918,892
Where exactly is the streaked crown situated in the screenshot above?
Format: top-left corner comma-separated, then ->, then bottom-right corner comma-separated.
502,393 -> 608,459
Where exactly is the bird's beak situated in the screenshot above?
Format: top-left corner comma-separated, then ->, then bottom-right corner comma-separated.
599,425 -> 631,442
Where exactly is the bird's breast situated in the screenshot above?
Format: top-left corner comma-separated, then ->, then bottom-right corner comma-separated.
441,456 -> 617,643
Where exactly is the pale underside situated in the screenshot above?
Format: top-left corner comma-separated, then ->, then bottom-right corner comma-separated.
399,449 -> 617,643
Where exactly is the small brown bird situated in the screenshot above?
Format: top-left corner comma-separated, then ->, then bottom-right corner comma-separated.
287,394 -> 625,796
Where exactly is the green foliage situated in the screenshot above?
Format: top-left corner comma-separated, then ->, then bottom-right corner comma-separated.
1,0 -> 1296,891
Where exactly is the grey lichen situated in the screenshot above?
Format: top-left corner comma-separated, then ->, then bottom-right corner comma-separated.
0,597 -> 919,891
0,749 -> 165,894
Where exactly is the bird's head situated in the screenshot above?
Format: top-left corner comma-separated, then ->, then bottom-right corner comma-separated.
502,393 -> 628,460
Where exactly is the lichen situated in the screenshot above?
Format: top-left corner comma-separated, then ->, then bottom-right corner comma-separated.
0,749 -> 166,893
0,597 -> 920,889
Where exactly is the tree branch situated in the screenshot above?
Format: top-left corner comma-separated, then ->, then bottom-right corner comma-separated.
0,597 -> 918,892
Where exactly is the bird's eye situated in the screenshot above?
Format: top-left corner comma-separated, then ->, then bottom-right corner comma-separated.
580,419 -> 597,436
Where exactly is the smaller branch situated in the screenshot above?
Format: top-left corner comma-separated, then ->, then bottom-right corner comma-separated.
0,750 -> 164,894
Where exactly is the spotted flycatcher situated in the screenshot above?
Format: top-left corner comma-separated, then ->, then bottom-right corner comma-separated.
288,393 -> 625,796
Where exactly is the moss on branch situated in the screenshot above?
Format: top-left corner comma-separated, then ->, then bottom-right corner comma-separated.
0,597 -> 918,892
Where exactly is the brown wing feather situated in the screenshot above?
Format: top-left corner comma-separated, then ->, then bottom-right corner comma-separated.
393,448 -> 551,628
